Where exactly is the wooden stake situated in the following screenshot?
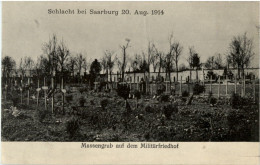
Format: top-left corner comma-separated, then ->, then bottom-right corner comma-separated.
218,76 -> 220,99
44,77 -> 47,110
151,83 -> 153,95
62,77 -> 64,114
21,79 -> 23,104
226,77 -> 228,96
180,76 -> 182,95
253,80 -> 256,102
165,81 -> 168,93
27,77 -> 30,105
241,79 -> 243,97
243,74 -> 246,97
235,75 -> 237,94
37,79 -> 39,108
52,76 -> 54,114
210,75 -> 212,93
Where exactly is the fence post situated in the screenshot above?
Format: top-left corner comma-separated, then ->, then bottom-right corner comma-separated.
21,79 -> 23,104
180,76 -> 182,95
27,77 -> 30,105
150,82 -> 154,95
51,75 -> 54,114
62,77 -> 64,113
235,75 -> 237,94
156,82 -> 158,95
210,75 -> 212,93
37,79 -> 39,108
44,77 -> 47,110
226,77 -> 228,96
188,81 -> 190,95
253,79 -> 256,102
218,76 -> 220,99
165,81 -> 168,93
243,74 -> 246,97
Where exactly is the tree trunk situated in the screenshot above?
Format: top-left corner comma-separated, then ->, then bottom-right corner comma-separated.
134,72 -> 136,90
110,70 -> 112,90
121,49 -> 126,82
189,68 -> 192,82
237,64 -> 240,79
196,68 -> 198,82
176,61 -> 178,82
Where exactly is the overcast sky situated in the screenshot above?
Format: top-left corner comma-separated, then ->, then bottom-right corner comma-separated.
2,2 -> 259,70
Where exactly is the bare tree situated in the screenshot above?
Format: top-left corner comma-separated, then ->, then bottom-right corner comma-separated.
105,50 -> 116,83
187,46 -> 196,82
130,54 -> 140,84
2,56 -> 16,84
139,52 -> 149,78
100,55 -> 108,74
172,41 -> 183,81
67,56 -> 76,80
42,34 -> 58,75
19,58 -> 26,80
166,33 -> 175,83
75,53 -> 84,76
24,56 -> 35,77
192,53 -> 201,81
150,49 -> 159,72
116,59 -> 122,75
82,58 -> 89,74
57,40 -> 70,77
34,55 -> 48,78
119,38 -> 130,82
214,53 -> 224,69
156,51 -> 165,79
179,63 -> 188,72
205,56 -> 215,69
146,41 -> 155,92
227,32 -> 254,78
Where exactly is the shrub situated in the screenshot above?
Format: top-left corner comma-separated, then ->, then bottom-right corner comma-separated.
195,118 -> 211,129
65,94 -> 73,104
116,84 -> 130,100
145,105 -> 153,113
35,110 -> 48,123
209,97 -> 217,106
226,110 -> 251,141
163,104 -> 178,120
193,83 -> 205,95
182,90 -> 189,97
78,96 -> 86,107
79,87 -> 85,94
181,97 -> 187,103
56,93 -> 62,101
157,89 -> 163,95
100,99 -> 109,111
134,90 -> 141,109
11,95 -> 19,107
207,91 -> 216,105
66,117 -> 80,138
208,91 -> 213,99
134,90 -> 141,100
160,95 -> 169,102
90,99 -> 95,105
230,92 -> 241,109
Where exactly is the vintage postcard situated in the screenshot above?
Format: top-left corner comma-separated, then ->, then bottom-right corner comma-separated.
1,1 -> 259,165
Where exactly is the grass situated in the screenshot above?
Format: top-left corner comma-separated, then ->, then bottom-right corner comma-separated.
1,89 -> 259,142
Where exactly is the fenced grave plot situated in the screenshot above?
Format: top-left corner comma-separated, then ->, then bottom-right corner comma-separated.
1,80 -> 259,141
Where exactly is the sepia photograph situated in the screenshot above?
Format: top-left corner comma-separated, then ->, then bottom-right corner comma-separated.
1,1 -> 259,144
